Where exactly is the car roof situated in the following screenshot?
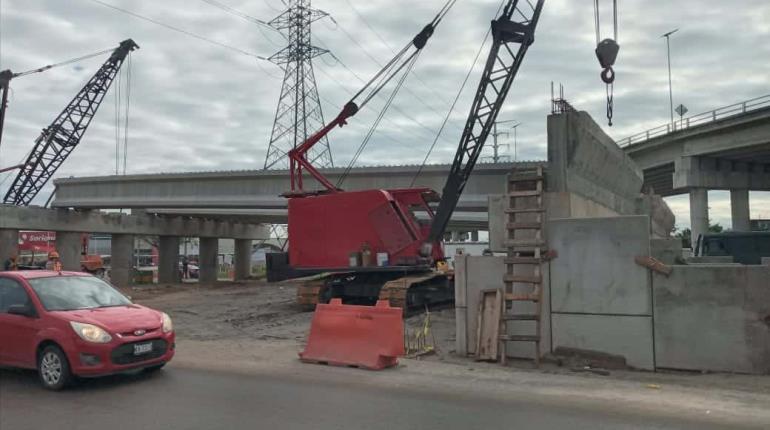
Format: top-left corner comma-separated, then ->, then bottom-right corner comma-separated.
0,270 -> 91,280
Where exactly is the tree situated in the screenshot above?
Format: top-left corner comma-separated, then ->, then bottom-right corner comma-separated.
675,223 -> 724,248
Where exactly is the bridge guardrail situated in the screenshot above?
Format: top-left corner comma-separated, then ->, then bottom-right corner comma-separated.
617,94 -> 770,147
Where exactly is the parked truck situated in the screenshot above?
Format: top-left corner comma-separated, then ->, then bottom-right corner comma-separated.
694,232 -> 770,265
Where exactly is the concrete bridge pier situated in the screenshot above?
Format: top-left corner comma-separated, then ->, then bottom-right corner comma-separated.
111,234 -> 135,288
689,189 -> 709,248
0,229 -> 19,266
730,189 -> 751,231
234,239 -> 252,281
158,236 -> 180,284
56,231 -> 82,271
199,237 -> 219,283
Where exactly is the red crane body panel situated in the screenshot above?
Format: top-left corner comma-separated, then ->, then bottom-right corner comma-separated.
288,188 -> 444,269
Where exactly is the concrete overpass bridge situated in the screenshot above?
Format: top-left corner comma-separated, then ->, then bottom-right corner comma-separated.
52,162 -> 544,232
621,94 -> 770,241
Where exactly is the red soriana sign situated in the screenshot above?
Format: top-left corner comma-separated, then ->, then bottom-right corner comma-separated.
18,231 -> 56,253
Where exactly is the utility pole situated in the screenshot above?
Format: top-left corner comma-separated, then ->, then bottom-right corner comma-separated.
487,119 -> 519,163
662,28 -> 678,130
263,0 -> 333,170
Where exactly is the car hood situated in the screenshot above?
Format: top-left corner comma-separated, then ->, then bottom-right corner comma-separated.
53,305 -> 163,333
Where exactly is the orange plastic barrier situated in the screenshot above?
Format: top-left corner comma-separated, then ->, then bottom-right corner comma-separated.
299,299 -> 404,370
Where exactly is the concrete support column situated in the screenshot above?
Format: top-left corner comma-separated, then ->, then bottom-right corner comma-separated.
158,236 -> 180,284
55,232 -> 82,271
471,231 -> 479,242
0,229 -> 19,268
199,237 -> 219,283
111,234 -> 134,288
689,189 -> 709,249
234,239 -> 252,281
730,189 -> 751,232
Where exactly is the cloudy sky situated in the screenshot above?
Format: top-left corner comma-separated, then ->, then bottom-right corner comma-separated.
0,0 -> 769,228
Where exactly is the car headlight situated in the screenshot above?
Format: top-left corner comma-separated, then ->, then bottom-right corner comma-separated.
161,312 -> 173,333
70,321 -> 112,343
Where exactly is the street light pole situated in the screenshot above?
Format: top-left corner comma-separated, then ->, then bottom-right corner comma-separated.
662,28 -> 678,129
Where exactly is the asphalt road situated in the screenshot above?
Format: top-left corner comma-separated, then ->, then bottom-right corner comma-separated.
0,366 -> 746,430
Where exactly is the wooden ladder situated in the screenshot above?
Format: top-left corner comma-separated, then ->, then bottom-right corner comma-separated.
500,166 -> 546,367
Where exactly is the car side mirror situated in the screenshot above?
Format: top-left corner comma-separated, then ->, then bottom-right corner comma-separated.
7,304 -> 37,318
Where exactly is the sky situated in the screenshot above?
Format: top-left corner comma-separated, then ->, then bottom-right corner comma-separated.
0,0 -> 769,229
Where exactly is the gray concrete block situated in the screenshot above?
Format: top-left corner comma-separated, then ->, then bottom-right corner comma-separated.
685,256 -> 735,264
651,238 -> 683,265
549,216 -> 652,315
653,265 -> 770,374
551,313 -> 655,370
547,111 -> 643,214
455,306 -> 468,356
462,256 -> 505,355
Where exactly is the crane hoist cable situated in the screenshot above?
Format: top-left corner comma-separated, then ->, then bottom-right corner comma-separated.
335,0 -> 459,186
337,52 -> 421,187
410,0 -> 508,187
285,0 -> 458,193
9,48 -> 115,79
594,0 -> 619,126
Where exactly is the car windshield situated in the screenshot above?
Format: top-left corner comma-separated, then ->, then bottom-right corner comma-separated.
27,276 -> 131,311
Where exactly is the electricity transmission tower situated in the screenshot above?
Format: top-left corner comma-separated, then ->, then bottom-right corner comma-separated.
263,0 -> 333,170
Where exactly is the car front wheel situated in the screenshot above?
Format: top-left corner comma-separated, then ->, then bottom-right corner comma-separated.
38,345 -> 73,391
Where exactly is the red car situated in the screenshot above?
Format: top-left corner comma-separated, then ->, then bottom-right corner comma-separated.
0,271 -> 175,390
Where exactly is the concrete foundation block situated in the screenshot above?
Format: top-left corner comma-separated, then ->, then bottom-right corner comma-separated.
651,238 -> 683,265
551,313 -> 655,370
685,256 -> 734,264
653,265 -> 770,374
549,216 -> 652,315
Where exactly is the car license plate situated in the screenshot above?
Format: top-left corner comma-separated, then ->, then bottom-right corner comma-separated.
133,342 -> 153,355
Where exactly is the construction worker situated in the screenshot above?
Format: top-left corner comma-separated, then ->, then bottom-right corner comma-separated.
3,253 -> 18,271
46,250 -> 63,272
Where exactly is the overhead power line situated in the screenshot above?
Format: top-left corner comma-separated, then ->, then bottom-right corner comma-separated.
86,0 -> 268,61
199,0 -> 271,27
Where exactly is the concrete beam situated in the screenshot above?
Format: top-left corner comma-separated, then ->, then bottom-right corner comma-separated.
55,231 -> 82,271
52,163 -> 541,210
689,189 -> 709,247
673,156 -> 770,191
234,239 -> 252,281
199,237 -> 218,283
158,236 -> 180,284
111,234 -> 134,288
0,206 -> 268,240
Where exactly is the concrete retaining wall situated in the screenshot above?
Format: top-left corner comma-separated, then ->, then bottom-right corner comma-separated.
454,255 -> 551,359
548,215 -> 655,370
653,265 -> 770,374
547,111 -> 644,214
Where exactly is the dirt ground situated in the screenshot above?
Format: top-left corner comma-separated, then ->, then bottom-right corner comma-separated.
126,281 -> 770,399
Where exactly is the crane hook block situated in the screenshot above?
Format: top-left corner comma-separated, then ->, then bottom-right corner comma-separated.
595,38 -> 620,69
